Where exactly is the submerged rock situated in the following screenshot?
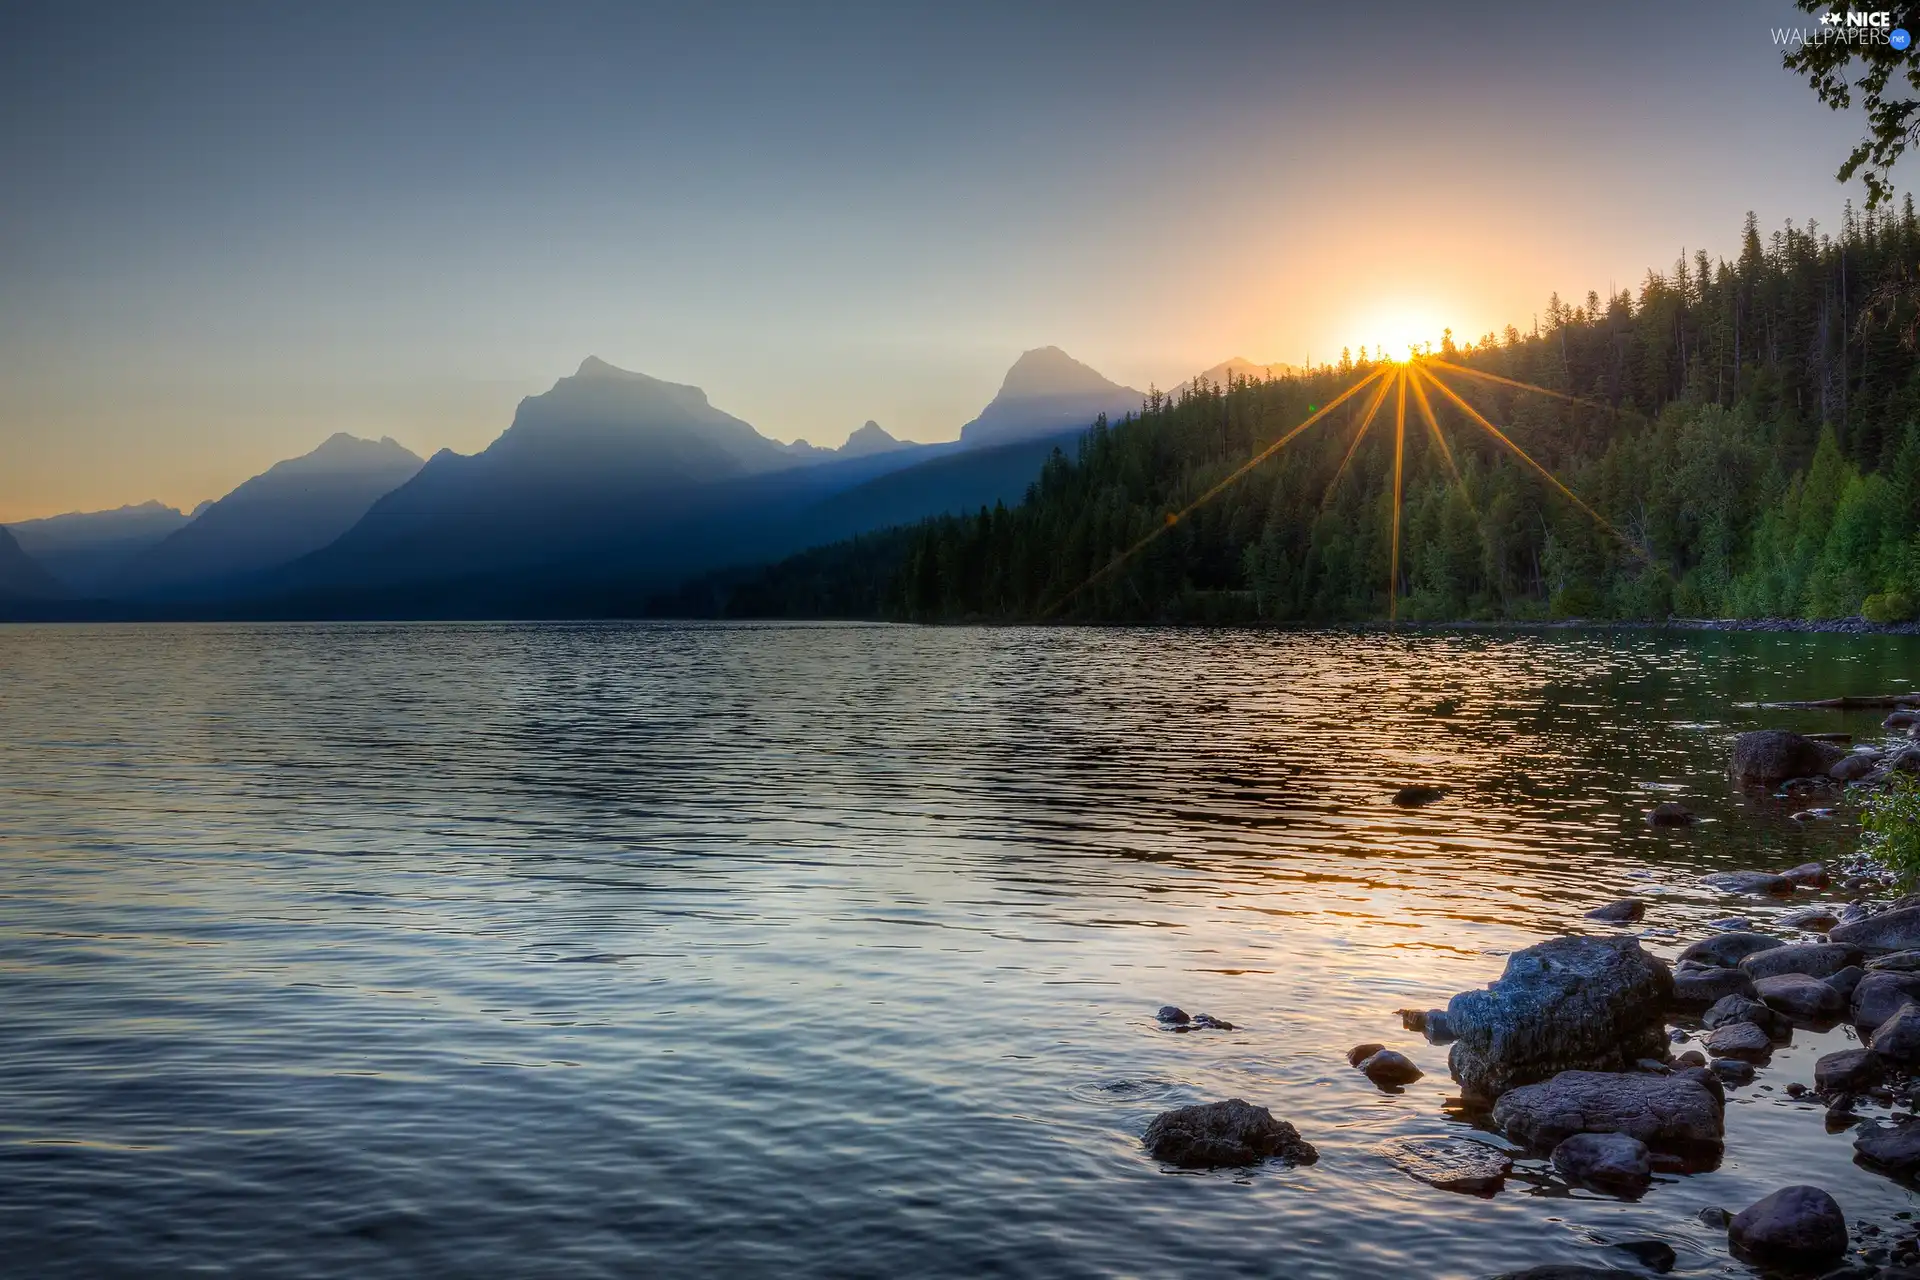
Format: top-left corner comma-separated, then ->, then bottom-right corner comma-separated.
1777,905 -> 1842,931
1446,936 -> 1673,1101
1780,861 -> 1831,887
1712,1058 -> 1756,1084
1383,1135 -> 1513,1196
1393,785 -> 1447,807
1586,899 -> 1645,923
1732,731 -> 1846,787
1835,905 -> 1920,954
1645,802 -> 1695,827
1156,1005 -> 1190,1025
1706,916 -> 1754,932
1740,943 -> 1860,981
1143,1099 -> 1318,1168
1699,871 -> 1794,897
1491,1070 -> 1724,1152
1347,1043 -> 1386,1067
1358,1049 -> 1424,1088
1855,1120 -> 1920,1178
1727,1185 -> 1848,1269
1610,1240 -> 1677,1273
1679,932 -> 1782,969
1754,973 -> 1845,1020
1487,1268 -> 1645,1279
1551,1131 -> 1652,1192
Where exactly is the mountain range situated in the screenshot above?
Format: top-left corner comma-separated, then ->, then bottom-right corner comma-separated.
0,345 -> 1270,618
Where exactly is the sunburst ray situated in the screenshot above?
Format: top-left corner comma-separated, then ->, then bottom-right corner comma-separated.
1320,368 -> 1396,509
1389,369 -> 1407,622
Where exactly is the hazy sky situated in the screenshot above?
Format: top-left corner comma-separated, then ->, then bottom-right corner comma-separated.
0,0 -> 1896,520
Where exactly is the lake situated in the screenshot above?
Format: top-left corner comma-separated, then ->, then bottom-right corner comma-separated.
1,622 -> 1916,1278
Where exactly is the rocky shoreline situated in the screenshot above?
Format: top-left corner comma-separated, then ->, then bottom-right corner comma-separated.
1141,716 -> 1920,1278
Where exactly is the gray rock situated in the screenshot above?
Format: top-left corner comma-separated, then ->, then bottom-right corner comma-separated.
1871,950 -> 1920,972
1815,1048 -> 1884,1094
1781,862 -> 1831,887
1189,1013 -> 1234,1030
1671,965 -> 1758,1008
1646,801 -> 1695,827
1855,1120 -> 1920,1177
1833,753 -> 1881,782
1778,905 -> 1842,931
1790,808 -> 1837,822
1830,966 -> 1867,999
1143,1099 -> 1318,1168
1383,1135 -> 1512,1195
1707,917 -> 1753,932
1393,784 -> 1446,807
1700,871 -> 1794,897
1703,1021 -> 1773,1062
1676,1063 -> 1725,1108
1445,936 -> 1673,1102
1873,1002 -> 1920,1065
1741,943 -> 1861,981
1610,1240 -> 1676,1273
1887,711 -> 1920,730
1585,898 -> 1645,923
1491,1069 -> 1724,1153
1727,1185 -> 1848,1268
1855,971 -> 1920,1028
1834,905 -> 1920,954
1677,1050 -> 1707,1068
1346,1042 -> 1385,1066
1678,932 -> 1782,968
1156,1005 -> 1190,1025
1755,972 -> 1846,1020
1358,1049 -> 1424,1087
1634,1058 -> 1670,1074
1702,994 -> 1790,1039
1712,1058 -> 1756,1083
1732,730 -> 1847,787
1552,1131 -> 1652,1191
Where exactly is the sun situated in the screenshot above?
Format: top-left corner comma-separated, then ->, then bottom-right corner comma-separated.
1349,303 -> 1449,363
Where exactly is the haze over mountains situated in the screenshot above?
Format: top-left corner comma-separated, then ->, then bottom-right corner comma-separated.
2,344 -> 1279,618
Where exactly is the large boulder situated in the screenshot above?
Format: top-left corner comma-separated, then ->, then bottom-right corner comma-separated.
1491,1070 -> 1724,1153
1142,1099 -> 1318,1168
1754,973 -> 1845,1021
1741,943 -> 1861,981
1679,932 -> 1782,968
1727,1185 -> 1848,1269
1834,905 -> 1920,954
1854,971 -> 1920,1029
1731,730 -> 1846,787
1446,937 -> 1673,1101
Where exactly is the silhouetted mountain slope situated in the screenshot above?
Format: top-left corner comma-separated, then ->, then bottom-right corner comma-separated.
5,500 -> 189,592
958,346 -> 1141,448
0,526 -> 64,599
1190,357 -> 1300,386
838,420 -> 916,458
116,433 -> 423,595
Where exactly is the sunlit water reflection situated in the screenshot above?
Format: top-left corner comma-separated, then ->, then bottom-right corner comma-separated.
1,623 -> 1916,1277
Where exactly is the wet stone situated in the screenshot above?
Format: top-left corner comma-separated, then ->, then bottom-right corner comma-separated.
1585,898 -> 1645,923
1727,1185 -> 1848,1269
1702,1021 -> 1772,1062
1383,1135 -> 1513,1196
1143,1099 -> 1319,1169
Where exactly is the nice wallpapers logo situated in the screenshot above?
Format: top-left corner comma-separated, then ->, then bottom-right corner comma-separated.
1774,9 -> 1912,47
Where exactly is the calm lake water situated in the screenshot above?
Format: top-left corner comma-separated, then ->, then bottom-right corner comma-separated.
2,622 -> 1918,1278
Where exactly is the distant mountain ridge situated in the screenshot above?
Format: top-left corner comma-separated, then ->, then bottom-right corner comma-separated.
958,346 -> 1142,448
115,433 -> 424,596
1190,357 -> 1301,386
0,526 -> 63,599
6,500 -> 191,592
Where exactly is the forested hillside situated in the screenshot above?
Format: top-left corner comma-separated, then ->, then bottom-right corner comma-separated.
666,204 -> 1920,624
